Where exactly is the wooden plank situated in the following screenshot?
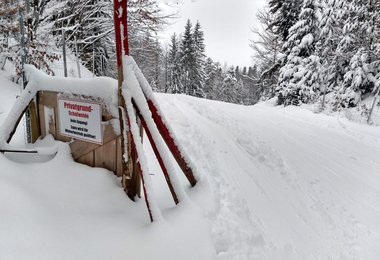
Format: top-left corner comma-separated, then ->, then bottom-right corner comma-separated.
76,151 -> 95,167
116,136 -> 123,177
69,124 -> 118,159
94,139 -> 116,172
38,103 -> 46,138
29,101 -> 41,143
38,91 -> 57,108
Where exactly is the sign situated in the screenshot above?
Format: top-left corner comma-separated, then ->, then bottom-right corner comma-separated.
57,97 -> 103,144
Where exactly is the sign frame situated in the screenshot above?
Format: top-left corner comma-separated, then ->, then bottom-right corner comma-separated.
57,96 -> 104,145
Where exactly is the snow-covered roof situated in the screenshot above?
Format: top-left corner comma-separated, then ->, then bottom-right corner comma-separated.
0,65 -> 120,149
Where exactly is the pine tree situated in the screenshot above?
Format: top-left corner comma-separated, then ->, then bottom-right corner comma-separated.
180,19 -> 195,95
318,0 -> 344,108
337,0 -> 380,107
278,0 -> 321,106
204,57 -> 216,99
191,21 -> 206,97
167,33 -> 182,93
268,0 -> 303,42
220,66 -> 239,103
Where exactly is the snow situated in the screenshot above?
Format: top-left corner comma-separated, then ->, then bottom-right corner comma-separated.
1,69 -> 380,259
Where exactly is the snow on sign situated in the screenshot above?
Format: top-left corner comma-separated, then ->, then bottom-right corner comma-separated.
57,97 -> 103,144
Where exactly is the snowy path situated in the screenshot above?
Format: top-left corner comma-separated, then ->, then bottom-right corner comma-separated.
156,94 -> 380,259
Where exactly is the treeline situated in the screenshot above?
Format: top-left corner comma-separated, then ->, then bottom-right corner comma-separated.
0,0 -> 261,105
162,19 -> 260,105
252,0 -> 380,111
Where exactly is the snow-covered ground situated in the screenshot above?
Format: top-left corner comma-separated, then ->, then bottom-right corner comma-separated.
1,70 -> 380,259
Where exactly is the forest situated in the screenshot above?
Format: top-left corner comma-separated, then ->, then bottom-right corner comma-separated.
1,0 -> 380,116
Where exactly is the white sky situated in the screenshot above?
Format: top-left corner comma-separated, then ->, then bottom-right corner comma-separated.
158,0 -> 267,67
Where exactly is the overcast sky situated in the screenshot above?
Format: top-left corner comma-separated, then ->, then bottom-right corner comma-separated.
158,0 -> 267,67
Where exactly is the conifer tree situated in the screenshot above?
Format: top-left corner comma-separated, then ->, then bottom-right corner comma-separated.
191,21 -> 206,97
278,0 -> 321,106
318,0 -> 343,108
167,33 -> 181,93
220,66 -> 239,103
180,19 -> 195,95
337,0 -> 380,107
204,57 -> 217,99
268,0 -> 302,42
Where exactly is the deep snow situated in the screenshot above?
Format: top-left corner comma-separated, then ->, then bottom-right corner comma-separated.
1,70 -> 380,259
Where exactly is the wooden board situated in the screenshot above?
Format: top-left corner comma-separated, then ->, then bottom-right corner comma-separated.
77,151 -> 95,167
94,139 -> 117,172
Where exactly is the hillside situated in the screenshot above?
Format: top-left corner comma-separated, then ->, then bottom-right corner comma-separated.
1,71 -> 380,259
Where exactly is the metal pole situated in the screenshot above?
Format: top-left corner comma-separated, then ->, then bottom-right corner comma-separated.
74,36 -> 81,78
19,2 -> 32,144
92,43 -> 95,77
62,26 -> 68,77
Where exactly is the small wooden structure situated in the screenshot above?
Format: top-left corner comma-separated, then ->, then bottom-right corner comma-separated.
34,90 -> 141,196
37,91 -> 123,175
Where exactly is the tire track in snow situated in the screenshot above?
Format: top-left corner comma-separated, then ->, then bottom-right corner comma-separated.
156,94 -> 380,259
156,95 -> 267,259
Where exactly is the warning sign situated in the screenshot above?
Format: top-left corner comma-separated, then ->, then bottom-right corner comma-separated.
57,97 -> 103,144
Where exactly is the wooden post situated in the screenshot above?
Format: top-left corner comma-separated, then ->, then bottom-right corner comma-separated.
113,0 -> 140,199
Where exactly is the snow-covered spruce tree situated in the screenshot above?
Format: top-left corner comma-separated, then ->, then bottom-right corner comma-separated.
278,0 -> 321,106
335,0 -> 380,108
191,21 -> 206,97
204,57 -> 217,99
167,33 -> 182,93
268,0 -> 303,42
207,61 -> 224,101
220,66 -> 240,103
242,65 -> 261,105
0,0 -> 20,70
317,0 -> 344,108
179,19 -> 195,95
